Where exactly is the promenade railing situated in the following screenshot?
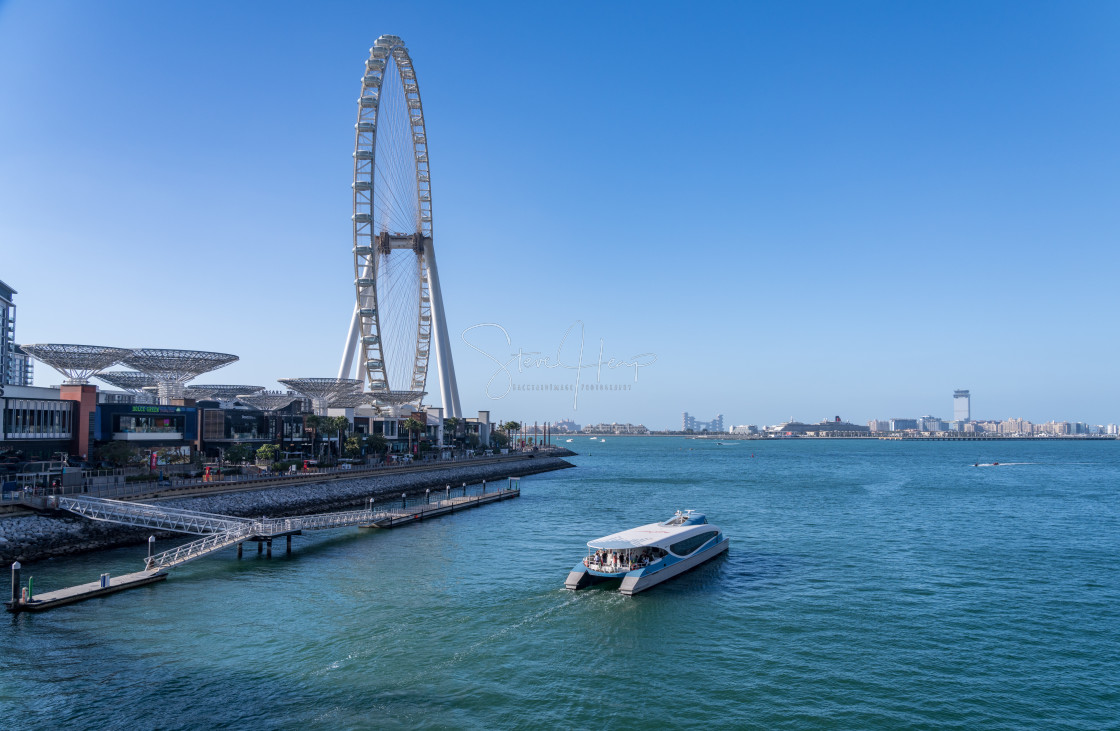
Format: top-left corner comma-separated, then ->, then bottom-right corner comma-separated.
4,447 -> 562,505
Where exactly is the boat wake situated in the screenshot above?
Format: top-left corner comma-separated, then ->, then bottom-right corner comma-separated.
424,592 -> 587,674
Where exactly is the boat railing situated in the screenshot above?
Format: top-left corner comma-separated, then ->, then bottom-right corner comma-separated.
583,556 -> 654,573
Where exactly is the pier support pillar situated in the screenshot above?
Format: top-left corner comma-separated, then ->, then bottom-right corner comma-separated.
266,539 -> 272,558
11,562 -> 20,606
237,543 -> 243,559
257,541 -> 263,555
402,493 -> 407,509
426,488 -> 430,505
286,535 -> 292,554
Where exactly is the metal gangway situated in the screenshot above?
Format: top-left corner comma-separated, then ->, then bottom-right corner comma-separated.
44,481 -> 522,573
145,509 -> 389,571
55,496 -> 253,534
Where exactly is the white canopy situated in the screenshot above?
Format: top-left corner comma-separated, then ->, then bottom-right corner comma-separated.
587,522 -> 692,550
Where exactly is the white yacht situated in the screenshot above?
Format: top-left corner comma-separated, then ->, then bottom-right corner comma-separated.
565,510 -> 728,595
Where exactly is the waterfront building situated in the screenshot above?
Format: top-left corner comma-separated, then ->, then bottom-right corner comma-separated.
916,416 -> 948,432
999,418 -> 1034,435
953,390 -> 970,422
868,419 -> 891,432
682,412 -> 724,433
730,425 -> 757,435
1107,424 -> 1119,435
551,419 -> 581,433
1036,421 -> 1072,435
583,422 -> 649,435
889,418 -> 918,431
0,384 -> 76,460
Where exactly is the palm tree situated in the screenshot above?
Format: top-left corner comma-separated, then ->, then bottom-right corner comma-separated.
401,418 -> 425,456
303,414 -> 322,462
502,421 -> 521,449
443,417 -> 460,446
365,433 -> 388,460
324,416 -> 351,462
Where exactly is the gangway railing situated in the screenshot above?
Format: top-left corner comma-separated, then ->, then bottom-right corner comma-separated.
55,496 -> 252,535
271,507 -> 380,533
143,489 -> 521,570
147,523 -> 258,571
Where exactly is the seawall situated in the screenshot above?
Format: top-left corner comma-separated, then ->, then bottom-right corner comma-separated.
0,456 -> 574,564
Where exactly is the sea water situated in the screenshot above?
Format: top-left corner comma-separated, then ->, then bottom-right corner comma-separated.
2,438 -> 1118,729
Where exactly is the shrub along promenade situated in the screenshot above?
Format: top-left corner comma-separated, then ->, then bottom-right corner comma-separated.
0,449 -> 575,564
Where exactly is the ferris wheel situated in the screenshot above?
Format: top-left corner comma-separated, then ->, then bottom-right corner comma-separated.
338,35 -> 462,418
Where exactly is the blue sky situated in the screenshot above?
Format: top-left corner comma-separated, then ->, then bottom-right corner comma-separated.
1,1 -> 1117,429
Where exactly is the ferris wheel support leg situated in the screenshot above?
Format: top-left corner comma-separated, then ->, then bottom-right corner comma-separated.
424,241 -> 462,419
338,303 -> 361,380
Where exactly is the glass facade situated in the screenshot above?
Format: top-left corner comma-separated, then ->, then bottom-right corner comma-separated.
95,404 -> 198,442
114,414 -> 184,434
669,530 -> 719,557
2,398 -> 73,438
201,408 -> 304,443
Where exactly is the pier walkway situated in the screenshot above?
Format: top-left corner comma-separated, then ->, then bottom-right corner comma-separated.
7,478 -> 520,613
55,496 -> 253,534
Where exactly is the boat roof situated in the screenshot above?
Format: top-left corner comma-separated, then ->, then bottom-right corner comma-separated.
587,511 -> 713,549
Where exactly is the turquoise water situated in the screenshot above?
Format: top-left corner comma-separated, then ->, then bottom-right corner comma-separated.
3,438 -> 1119,729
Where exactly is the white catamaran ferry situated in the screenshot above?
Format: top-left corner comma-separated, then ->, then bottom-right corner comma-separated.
564,510 -> 729,595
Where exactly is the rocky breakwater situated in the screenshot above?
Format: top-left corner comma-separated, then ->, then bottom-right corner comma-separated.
0,455 -> 574,564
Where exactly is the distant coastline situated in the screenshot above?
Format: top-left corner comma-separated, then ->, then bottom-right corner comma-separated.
551,433 -> 1119,441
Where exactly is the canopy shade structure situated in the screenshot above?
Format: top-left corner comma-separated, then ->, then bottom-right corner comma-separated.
123,349 -> 238,404
21,344 -> 134,385
237,391 -> 304,412
369,390 -> 427,406
277,378 -> 363,416
96,370 -> 157,393
326,391 -> 377,409
186,385 -> 266,401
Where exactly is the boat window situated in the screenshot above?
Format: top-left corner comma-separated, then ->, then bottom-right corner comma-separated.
669,531 -> 718,557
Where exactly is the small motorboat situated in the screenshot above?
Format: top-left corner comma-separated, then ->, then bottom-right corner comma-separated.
565,510 -> 729,596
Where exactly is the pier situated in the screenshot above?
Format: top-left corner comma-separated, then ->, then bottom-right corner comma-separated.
6,477 -> 520,613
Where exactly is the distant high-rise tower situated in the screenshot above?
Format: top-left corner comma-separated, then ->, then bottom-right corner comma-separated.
683,411 -> 723,432
953,390 -> 970,422
0,280 -> 30,392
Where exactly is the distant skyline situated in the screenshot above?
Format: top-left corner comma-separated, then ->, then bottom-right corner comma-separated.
2,1 -> 1118,429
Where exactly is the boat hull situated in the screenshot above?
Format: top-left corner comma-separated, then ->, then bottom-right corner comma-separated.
618,536 -> 729,596
564,564 -> 627,586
